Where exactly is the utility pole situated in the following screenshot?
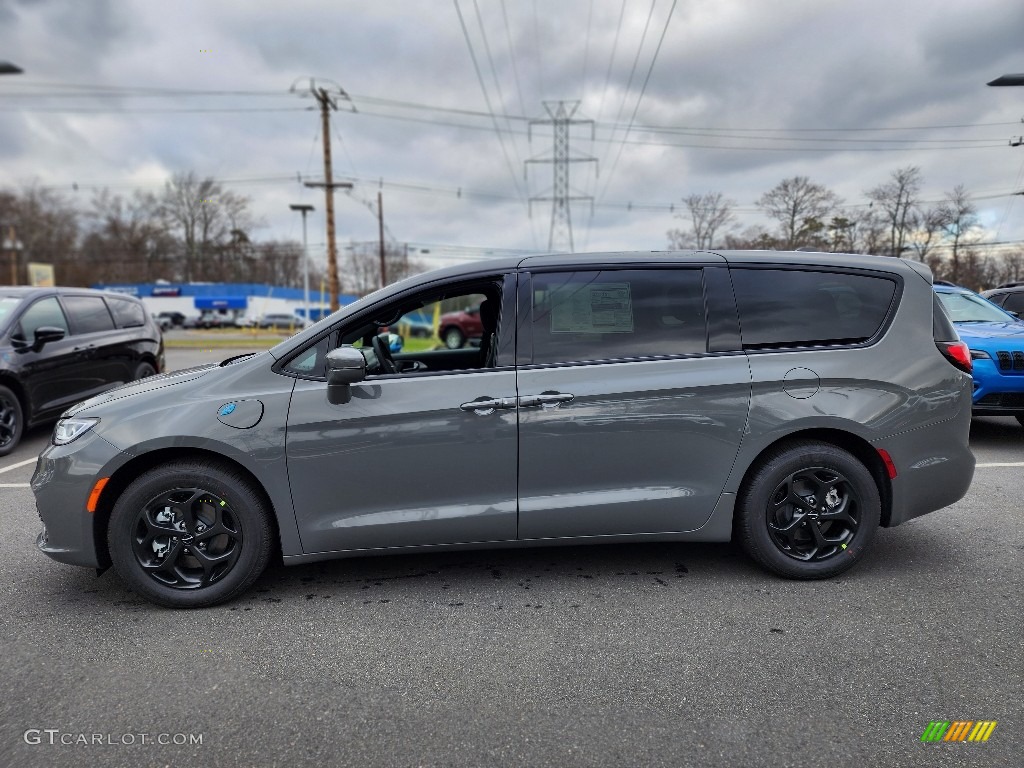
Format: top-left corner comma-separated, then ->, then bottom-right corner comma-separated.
525,101 -> 597,252
377,191 -> 387,289
292,78 -> 355,311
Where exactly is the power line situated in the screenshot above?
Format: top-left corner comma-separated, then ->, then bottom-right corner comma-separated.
453,0 -> 528,207
599,0 -> 678,203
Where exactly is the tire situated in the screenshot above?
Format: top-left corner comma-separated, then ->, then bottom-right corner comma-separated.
134,361 -> 157,380
0,385 -> 24,457
735,440 -> 880,579
107,461 -> 273,608
443,327 -> 465,349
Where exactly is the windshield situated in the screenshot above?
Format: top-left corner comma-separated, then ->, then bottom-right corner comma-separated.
0,296 -> 24,332
935,291 -> 1015,323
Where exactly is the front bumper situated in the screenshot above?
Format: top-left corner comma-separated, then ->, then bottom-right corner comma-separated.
32,430 -> 127,569
970,358 -> 1024,415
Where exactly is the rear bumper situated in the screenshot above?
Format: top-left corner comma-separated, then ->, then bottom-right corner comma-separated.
882,387 -> 975,527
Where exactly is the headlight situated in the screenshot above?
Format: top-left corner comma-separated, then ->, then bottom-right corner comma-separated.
53,417 -> 100,445
969,349 -> 991,360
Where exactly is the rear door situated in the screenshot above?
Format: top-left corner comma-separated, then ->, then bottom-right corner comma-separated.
515,265 -> 751,539
59,294 -> 134,395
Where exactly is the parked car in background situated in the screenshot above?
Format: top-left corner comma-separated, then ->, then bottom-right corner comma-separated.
196,311 -> 235,329
0,287 -> 163,455
934,284 -> 1024,427
156,311 -> 187,328
980,285 -> 1024,316
152,313 -> 172,332
33,251 -> 974,607
258,313 -> 310,331
438,304 -> 483,348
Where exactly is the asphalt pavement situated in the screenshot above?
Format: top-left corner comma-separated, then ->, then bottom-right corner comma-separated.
0,347 -> 1019,768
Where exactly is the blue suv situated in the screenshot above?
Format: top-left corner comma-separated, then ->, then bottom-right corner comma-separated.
934,284 -> 1024,427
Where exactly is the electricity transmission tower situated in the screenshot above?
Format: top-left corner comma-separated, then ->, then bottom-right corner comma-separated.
526,101 -> 597,252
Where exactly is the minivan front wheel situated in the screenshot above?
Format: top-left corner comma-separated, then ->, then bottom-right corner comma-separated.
108,461 -> 272,607
736,441 -> 880,579
0,385 -> 23,457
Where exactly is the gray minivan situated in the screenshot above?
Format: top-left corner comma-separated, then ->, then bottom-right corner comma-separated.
33,251 -> 975,607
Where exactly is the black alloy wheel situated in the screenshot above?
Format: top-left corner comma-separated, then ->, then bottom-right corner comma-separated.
0,385 -> 24,457
130,487 -> 243,590
109,461 -> 272,607
765,467 -> 859,561
736,441 -> 880,579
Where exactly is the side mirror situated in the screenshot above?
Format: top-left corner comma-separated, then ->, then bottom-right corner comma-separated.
33,326 -> 66,352
326,346 -> 366,404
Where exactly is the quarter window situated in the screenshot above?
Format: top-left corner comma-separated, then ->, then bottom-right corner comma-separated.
62,296 -> 116,334
530,269 -> 707,364
731,269 -> 897,349
1002,293 -> 1024,314
106,297 -> 146,328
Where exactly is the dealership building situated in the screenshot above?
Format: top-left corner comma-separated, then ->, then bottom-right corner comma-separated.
92,282 -> 360,324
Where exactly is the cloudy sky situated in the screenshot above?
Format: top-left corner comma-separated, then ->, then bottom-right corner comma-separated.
1,0 -> 1023,270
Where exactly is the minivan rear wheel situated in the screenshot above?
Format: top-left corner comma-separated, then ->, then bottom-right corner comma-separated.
0,385 -> 23,457
736,441 -> 880,579
108,461 -> 273,607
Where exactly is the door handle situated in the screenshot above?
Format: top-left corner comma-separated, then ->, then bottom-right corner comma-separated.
459,397 -> 517,415
519,392 -> 574,409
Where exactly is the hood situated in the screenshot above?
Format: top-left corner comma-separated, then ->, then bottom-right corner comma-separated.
63,363 -> 218,416
954,321 -> 1024,342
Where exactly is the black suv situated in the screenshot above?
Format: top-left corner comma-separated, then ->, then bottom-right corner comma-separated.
0,287 -> 164,455
980,285 -> 1024,315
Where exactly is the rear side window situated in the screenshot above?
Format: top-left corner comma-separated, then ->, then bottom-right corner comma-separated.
530,269 -> 707,364
62,296 -> 115,334
1003,293 -> 1024,313
731,268 -> 897,350
106,297 -> 146,328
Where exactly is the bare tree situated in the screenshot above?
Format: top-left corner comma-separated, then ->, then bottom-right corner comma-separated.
908,206 -> 945,263
82,190 -> 176,282
937,185 -> 980,284
159,172 -> 253,282
757,176 -> 841,249
867,166 -> 922,257
667,192 -> 736,250
343,242 -> 424,295
0,186 -> 81,285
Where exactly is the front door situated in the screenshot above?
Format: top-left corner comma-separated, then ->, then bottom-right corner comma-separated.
286,280 -> 519,554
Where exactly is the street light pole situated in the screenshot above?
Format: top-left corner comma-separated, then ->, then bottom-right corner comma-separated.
0,61 -> 23,75
289,204 -> 315,323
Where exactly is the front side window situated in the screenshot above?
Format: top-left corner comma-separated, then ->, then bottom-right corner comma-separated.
999,293 -> 1024,314
732,268 -> 897,350
15,297 -> 70,339
529,269 -> 706,365
62,296 -> 115,334
284,282 -> 504,379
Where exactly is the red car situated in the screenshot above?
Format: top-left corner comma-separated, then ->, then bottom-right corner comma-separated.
438,305 -> 483,348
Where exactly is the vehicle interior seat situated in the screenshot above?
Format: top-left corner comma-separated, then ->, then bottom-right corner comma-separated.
477,298 -> 498,368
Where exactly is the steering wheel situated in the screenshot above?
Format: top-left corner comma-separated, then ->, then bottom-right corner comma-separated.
371,333 -> 398,374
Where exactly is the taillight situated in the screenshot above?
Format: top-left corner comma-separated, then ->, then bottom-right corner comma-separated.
936,340 -> 972,373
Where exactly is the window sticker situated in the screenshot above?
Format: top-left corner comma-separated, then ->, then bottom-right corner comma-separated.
550,282 -> 633,334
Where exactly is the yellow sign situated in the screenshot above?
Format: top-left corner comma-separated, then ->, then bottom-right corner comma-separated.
27,262 -> 55,287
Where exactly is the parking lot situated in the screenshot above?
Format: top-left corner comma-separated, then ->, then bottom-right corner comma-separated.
0,346 -> 1019,768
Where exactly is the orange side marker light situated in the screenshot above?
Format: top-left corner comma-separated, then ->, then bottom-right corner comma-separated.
86,477 -> 110,513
